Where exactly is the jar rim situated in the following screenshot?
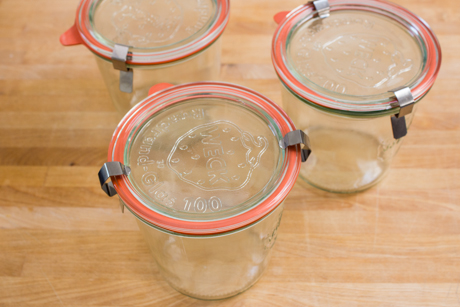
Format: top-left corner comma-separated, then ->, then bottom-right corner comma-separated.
130,200 -> 284,238
108,82 -> 301,235
74,0 -> 229,65
272,0 -> 442,113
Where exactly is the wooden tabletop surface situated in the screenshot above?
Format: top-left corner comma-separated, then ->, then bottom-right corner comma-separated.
1,0 -> 459,306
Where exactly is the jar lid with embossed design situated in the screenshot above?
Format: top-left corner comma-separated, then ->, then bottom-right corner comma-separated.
61,0 -> 229,65
99,82 -> 305,235
272,0 -> 441,114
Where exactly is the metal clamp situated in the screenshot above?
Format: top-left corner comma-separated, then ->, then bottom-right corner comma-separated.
98,162 -> 131,197
390,87 -> 415,140
281,130 -> 312,162
393,87 -> 415,118
311,0 -> 330,18
111,44 -> 133,93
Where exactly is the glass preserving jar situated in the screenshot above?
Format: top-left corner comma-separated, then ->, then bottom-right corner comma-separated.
272,0 -> 441,193
60,0 -> 229,116
98,82 -> 309,299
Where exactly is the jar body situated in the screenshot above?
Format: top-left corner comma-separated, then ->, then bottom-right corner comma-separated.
134,203 -> 283,300
95,39 -> 221,116
282,86 -> 416,193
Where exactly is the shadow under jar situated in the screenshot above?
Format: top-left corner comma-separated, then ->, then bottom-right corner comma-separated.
60,0 -> 229,116
272,0 -> 441,193
98,82 -> 307,300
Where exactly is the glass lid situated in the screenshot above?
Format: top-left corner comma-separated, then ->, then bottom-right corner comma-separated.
128,98 -> 281,220
272,0 -> 442,113
75,0 -> 229,64
108,82 -> 301,234
288,10 -> 423,97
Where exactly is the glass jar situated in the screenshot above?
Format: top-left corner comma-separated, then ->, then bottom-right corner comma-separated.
98,82 -> 306,299
272,0 -> 441,193
135,202 -> 284,299
60,0 -> 229,116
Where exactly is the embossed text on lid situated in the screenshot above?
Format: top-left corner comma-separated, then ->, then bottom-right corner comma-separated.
127,97 -> 283,221
107,82 -> 301,234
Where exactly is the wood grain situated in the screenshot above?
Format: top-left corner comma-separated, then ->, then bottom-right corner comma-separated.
1,0 -> 459,306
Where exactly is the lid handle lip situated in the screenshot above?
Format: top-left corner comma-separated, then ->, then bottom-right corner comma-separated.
273,0 -> 330,24
148,83 -> 175,96
274,11 -> 291,24
60,24 -> 84,46
281,130 -> 312,162
98,162 -> 131,197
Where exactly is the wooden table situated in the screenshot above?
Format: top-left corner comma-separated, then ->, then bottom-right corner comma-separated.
1,0 -> 459,306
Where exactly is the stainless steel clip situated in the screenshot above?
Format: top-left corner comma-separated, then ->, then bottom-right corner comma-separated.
311,0 -> 330,18
98,162 -> 131,197
281,130 -> 312,162
390,87 -> 415,140
111,44 -> 133,93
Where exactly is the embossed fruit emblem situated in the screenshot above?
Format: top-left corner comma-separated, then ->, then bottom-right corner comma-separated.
167,121 -> 269,191
111,0 -> 183,45
323,34 -> 413,88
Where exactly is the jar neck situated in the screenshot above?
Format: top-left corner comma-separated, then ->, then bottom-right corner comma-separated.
282,82 -> 428,119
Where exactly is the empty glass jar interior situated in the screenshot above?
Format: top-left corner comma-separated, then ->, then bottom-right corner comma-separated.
135,203 -> 284,300
282,86 -> 416,193
95,39 -> 221,115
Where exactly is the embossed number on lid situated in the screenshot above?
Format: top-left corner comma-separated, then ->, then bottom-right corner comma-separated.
128,98 -> 279,220
108,82 -> 301,234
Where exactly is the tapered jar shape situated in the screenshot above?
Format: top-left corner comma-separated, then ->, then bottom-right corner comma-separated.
61,0 -> 229,116
272,0 -> 441,193
98,82 -> 305,299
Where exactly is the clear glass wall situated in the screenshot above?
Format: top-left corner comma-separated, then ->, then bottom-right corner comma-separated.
135,203 -> 284,300
282,86 -> 416,193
